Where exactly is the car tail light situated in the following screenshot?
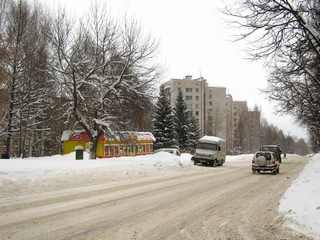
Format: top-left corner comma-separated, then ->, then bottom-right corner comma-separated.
272,158 -> 275,164
252,157 -> 255,164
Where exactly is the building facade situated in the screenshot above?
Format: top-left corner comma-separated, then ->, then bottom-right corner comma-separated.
62,130 -> 155,158
161,75 -> 227,140
162,75 -> 261,153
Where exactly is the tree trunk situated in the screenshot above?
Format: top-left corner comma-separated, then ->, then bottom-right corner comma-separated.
89,135 -> 100,159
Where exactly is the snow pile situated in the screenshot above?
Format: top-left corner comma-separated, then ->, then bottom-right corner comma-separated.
0,152 -> 192,182
279,154 -> 320,239
0,152 -> 196,198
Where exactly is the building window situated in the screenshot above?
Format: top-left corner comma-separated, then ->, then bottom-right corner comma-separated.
195,104 -> 199,109
195,88 -> 199,92
195,111 -> 199,116
209,94 -> 212,99
195,96 -> 199,100
186,96 -> 192,101
209,101 -> 212,106
186,88 -> 193,92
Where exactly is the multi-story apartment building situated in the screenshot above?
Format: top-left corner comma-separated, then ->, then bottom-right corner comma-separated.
162,75 -> 261,153
161,75 -> 227,140
226,94 -> 234,151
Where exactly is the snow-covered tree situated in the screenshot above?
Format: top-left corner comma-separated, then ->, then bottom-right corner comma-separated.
152,86 -> 177,149
0,0 -> 52,158
48,2 -> 161,159
173,89 -> 200,150
189,114 -> 200,148
173,89 -> 193,149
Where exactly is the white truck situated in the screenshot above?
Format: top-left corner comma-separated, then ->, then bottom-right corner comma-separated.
191,136 -> 226,167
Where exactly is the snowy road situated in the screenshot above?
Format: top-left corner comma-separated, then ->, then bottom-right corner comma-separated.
0,155 -> 312,240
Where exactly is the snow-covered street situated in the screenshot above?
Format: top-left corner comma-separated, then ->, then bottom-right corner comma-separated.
0,153 -> 319,239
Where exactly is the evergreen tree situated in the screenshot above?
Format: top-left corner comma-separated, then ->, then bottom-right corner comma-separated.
152,87 -> 177,149
173,89 -> 192,149
189,114 -> 200,148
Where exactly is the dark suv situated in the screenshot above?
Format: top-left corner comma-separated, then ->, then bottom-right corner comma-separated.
252,151 -> 280,174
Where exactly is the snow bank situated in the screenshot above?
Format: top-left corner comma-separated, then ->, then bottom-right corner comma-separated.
0,152 -> 193,182
0,152 -> 250,183
279,154 -> 320,239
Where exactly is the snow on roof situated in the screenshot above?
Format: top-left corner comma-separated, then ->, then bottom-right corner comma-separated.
61,130 -> 84,141
199,135 -> 225,143
116,131 -> 156,142
61,130 -> 155,142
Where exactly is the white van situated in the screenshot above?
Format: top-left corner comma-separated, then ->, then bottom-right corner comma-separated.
191,136 -> 226,167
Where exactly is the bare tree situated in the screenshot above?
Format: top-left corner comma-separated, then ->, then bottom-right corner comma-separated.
284,135 -> 296,154
234,111 -> 249,152
0,0 -> 7,30
48,2 -> 161,159
0,0 -> 32,157
223,0 -> 320,145
0,1 -> 8,130
0,0 -> 52,158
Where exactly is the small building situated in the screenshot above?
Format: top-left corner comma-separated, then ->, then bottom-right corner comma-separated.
61,130 -> 155,158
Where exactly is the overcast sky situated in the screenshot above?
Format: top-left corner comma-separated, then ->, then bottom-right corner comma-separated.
40,0 -> 308,140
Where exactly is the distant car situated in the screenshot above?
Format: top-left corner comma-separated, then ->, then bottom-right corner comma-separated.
154,148 -> 181,156
252,151 -> 279,174
260,145 -> 282,163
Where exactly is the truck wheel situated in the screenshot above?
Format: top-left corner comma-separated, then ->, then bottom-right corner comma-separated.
212,160 -> 218,167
